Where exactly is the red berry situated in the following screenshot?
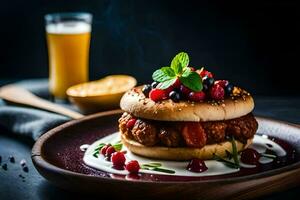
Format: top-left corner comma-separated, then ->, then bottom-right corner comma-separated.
172,78 -> 181,88
126,118 -> 137,129
111,152 -> 126,167
149,88 -> 167,102
105,146 -> 116,157
214,80 -> 228,88
101,144 -> 111,155
210,84 -> 225,100
197,68 -> 213,78
240,148 -> 260,165
180,85 -> 191,96
125,160 -> 140,174
188,91 -> 206,101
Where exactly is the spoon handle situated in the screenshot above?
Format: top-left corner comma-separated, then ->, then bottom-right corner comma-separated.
0,84 -> 84,119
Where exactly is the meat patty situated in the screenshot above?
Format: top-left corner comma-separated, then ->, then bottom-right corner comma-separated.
119,112 -> 258,148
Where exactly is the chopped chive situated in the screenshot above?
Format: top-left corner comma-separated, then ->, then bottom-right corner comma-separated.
230,136 -> 240,167
152,167 -> 176,174
93,152 -> 99,158
213,154 -> 239,169
141,163 -> 162,168
113,143 -> 123,151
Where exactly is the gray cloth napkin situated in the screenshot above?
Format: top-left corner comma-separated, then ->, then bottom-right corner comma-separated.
0,79 -> 70,140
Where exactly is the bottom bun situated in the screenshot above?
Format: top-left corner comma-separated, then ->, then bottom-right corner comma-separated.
121,135 -> 253,161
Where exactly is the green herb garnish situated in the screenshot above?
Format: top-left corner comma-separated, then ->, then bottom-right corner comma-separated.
141,162 -> 175,174
230,136 -> 240,167
92,141 -> 123,158
213,154 -> 239,169
152,52 -> 202,91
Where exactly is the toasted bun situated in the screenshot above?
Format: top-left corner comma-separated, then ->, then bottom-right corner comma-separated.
122,135 -> 252,161
120,86 -> 254,122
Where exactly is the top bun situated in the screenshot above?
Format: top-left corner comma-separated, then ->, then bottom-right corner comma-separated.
120,86 -> 254,122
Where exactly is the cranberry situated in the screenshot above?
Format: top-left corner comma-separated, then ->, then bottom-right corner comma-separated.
125,160 -> 140,174
149,88 -> 167,102
198,69 -> 213,78
210,84 -> 225,100
126,118 -> 137,129
101,144 -> 111,155
186,158 -> 208,173
105,146 -> 116,158
188,91 -> 206,101
180,85 -> 191,96
111,152 -> 126,167
240,148 -> 260,165
214,80 -> 228,88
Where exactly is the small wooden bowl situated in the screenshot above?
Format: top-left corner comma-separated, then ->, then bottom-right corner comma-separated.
66,75 -> 136,114
31,111 -> 300,199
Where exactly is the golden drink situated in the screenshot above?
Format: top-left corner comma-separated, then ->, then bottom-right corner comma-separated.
46,14 -> 92,99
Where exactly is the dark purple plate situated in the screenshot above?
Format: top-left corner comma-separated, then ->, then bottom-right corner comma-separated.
32,110 -> 300,199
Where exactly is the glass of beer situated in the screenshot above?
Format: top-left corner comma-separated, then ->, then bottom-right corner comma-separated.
45,12 -> 92,99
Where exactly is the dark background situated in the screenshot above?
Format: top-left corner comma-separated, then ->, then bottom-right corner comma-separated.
1,0 -> 299,95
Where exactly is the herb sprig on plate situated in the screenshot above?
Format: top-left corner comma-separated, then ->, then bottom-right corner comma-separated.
152,52 -> 203,91
141,162 -> 175,174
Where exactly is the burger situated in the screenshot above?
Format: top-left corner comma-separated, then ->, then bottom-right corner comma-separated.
118,52 -> 258,161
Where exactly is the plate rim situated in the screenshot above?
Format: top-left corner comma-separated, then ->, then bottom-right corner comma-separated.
31,109 -> 300,185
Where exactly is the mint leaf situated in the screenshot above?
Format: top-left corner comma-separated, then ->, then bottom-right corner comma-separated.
181,67 -> 191,77
171,52 -> 189,74
179,72 -> 202,91
156,78 -> 177,89
161,67 -> 175,77
152,68 -> 174,82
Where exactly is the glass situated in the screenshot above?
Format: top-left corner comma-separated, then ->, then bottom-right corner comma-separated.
45,12 -> 92,99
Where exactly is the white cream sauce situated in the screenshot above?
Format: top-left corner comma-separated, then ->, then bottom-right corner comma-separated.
81,132 -> 286,177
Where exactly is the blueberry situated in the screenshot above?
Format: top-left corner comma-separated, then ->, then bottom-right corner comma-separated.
202,76 -> 215,88
23,166 -> 29,173
225,83 -> 234,95
2,163 -> 7,170
151,81 -> 159,89
169,91 -> 181,102
142,84 -> 152,97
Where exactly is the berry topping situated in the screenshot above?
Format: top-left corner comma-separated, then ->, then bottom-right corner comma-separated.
151,81 -> 159,89
105,146 -> 116,158
169,91 -> 181,102
172,78 -> 181,88
186,158 -> 208,173
111,152 -> 126,167
240,148 -> 260,165
197,68 -> 213,78
125,160 -> 140,174
101,144 -> 111,155
142,84 -> 152,97
149,88 -> 167,102
225,83 -> 234,95
180,85 -> 192,96
214,80 -> 228,88
188,91 -> 206,102
210,84 -> 225,100
126,118 -> 137,129
202,76 -> 215,88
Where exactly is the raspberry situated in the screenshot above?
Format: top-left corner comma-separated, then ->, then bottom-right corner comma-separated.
210,84 -> 225,100
111,152 -> 126,167
100,144 -> 111,155
149,88 -> 167,102
105,146 -> 116,158
126,118 -> 137,129
188,91 -> 206,101
172,78 -> 181,88
125,160 -> 140,174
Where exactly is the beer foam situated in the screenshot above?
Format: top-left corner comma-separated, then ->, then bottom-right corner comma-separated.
46,21 -> 91,34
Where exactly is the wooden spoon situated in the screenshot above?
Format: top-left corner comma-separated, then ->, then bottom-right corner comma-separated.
0,84 -> 84,119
